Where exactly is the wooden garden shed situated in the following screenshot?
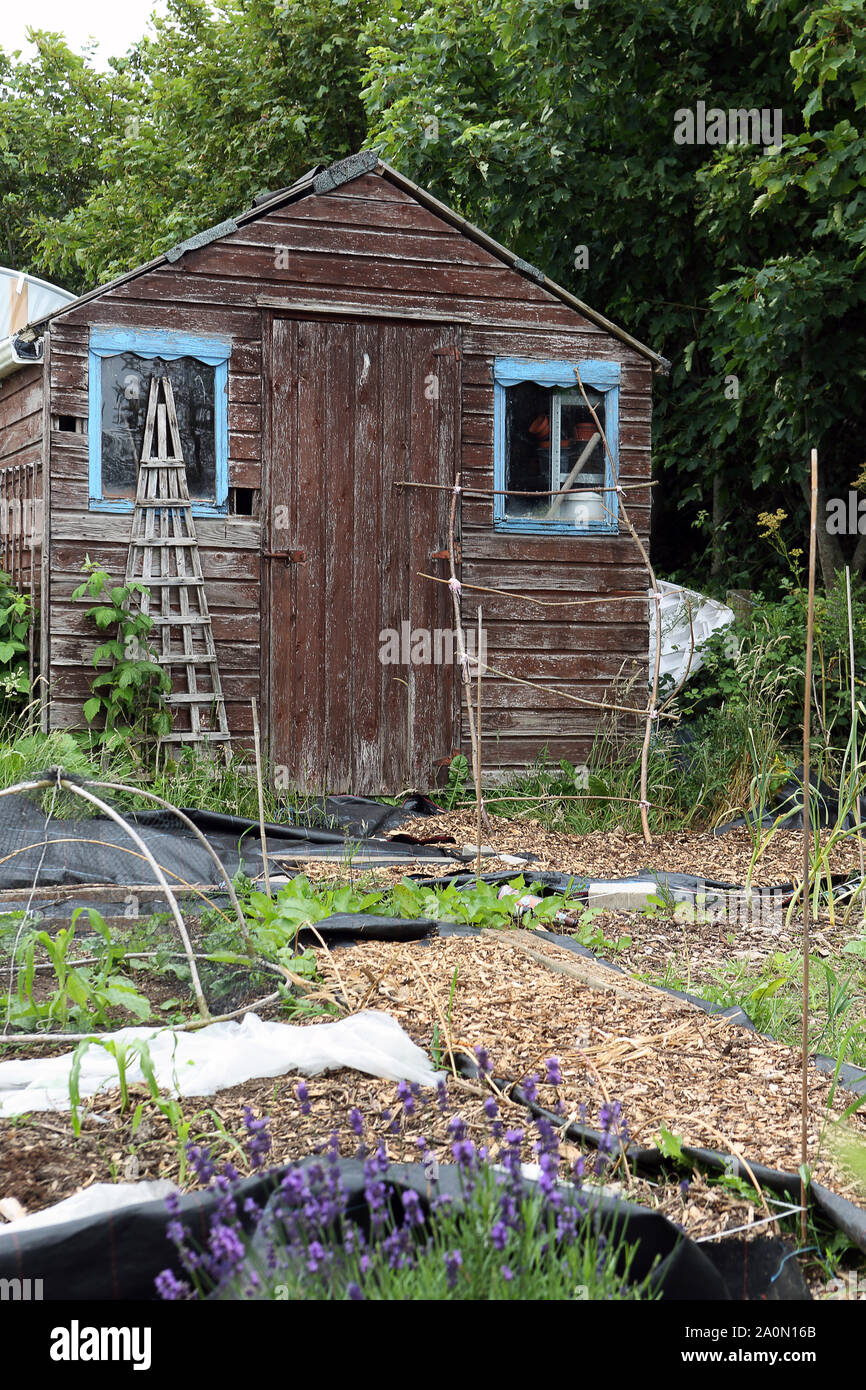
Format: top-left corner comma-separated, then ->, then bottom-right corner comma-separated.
0,151 -> 668,794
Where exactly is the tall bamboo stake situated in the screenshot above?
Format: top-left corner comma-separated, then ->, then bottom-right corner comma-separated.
476,606 -> 484,879
845,567 -> 865,902
447,474 -> 490,832
250,697 -> 272,898
800,448 -> 818,1240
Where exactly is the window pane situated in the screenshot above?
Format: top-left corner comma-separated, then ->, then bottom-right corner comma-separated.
557,388 -> 605,489
100,353 -> 217,501
504,381 -> 554,519
504,381 -> 609,525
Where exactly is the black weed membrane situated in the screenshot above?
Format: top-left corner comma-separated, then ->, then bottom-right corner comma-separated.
0,772 -> 864,1299
714,765 -> 866,834
0,771 -> 448,902
0,1156 -> 810,1303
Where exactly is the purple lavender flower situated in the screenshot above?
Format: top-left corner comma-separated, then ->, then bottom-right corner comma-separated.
679,1178 -> 690,1196
447,1114 -> 466,1142
595,1100 -> 627,1174
397,1080 -> 416,1115
155,1268 -> 190,1300
521,1073 -> 539,1103
400,1189 -> 425,1227
349,1107 -> 364,1136
296,1080 -> 311,1115
382,1225 -> 416,1272
185,1142 -> 216,1185
500,1264 -> 514,1282
483,1096 -> 498,1121
363,1143 -> 391,1231
444,1248 -> 463,1290
544,1057 -> 563,1087
533,1114 -> 558,1156
242,1107 -> 272,1170
474,1044 -> 493,1075
451,1138 -> 476,1170
537,1149 -> 560,1201
490,1221 -> 509,1252
209,1221 -> 245,1269
435,1079 -> 450,1113
348,1282 -> 364,1300
555,1203 -> 580,1244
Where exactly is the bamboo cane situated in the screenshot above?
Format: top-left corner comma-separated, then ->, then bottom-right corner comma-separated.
800,447 -> 818,1241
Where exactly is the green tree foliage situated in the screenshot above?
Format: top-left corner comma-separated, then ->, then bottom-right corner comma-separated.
362,0 -> 866,589
3,0 -> 866,593
2,0 -> 370,291
0,32 -> 128,273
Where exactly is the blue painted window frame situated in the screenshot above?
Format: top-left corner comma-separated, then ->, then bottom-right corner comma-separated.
493,357 -> 621,535
88,326 -> 231,517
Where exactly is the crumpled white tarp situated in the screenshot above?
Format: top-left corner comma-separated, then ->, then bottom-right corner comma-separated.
0,1181 -> 176,1241
0,1010 -> 442,1118
649,580 -> 735,690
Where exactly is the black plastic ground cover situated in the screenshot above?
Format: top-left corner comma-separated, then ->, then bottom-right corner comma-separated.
715,766 -> 866,834
0,787 -> 450,892
0,1157 -> 736,1301
297,914 -> 438,944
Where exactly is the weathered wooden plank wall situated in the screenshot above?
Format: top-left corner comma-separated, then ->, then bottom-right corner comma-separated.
45,170 -> 651,774
0,363 -> 43,602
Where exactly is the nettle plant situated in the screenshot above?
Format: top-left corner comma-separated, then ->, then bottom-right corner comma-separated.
72,558 -> 171,752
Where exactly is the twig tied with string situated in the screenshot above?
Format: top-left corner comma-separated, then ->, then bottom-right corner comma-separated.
476,605 -> 484,877
572,366 -> 665,846
447,474 -> 490,833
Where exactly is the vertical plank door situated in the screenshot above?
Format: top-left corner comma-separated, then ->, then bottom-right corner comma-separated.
267,317 -> 461,794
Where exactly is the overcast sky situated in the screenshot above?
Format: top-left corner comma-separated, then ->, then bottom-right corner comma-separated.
1,1 -> 169,68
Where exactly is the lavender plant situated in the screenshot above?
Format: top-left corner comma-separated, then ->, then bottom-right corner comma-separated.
156,1065 -> 656,1302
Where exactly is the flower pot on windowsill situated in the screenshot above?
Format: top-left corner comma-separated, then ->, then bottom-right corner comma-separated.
574,423 -> 596,442
558,490 -> 605,526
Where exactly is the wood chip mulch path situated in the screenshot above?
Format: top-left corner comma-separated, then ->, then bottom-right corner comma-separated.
2,927 -> 865,1283
392,812 -> 866,887
317,932 -> 866,1202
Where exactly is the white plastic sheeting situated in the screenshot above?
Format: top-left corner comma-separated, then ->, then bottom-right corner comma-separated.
649,580 -> 735,690
0,1010 -> 442,1118
0,1181 -> 176,1241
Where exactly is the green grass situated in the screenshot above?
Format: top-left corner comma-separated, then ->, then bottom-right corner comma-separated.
642,947 -> 866,1070
0,724 -> 316,824
439,703 -> 783,836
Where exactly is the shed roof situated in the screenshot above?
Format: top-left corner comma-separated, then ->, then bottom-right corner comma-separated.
22,151 -> 670,373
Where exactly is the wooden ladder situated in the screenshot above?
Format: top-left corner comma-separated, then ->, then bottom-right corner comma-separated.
125,374 -> 231,754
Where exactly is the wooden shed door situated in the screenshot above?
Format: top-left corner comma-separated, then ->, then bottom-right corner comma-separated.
267,317 -> 461,794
